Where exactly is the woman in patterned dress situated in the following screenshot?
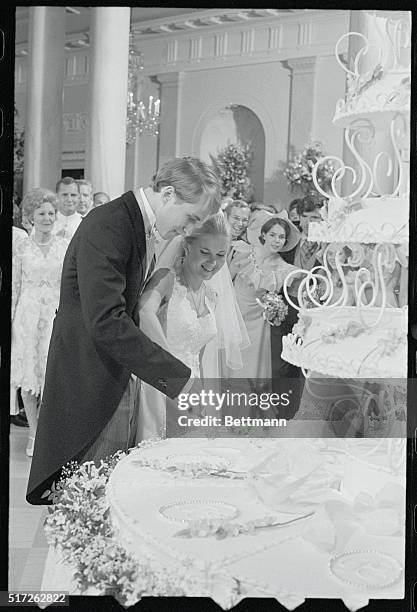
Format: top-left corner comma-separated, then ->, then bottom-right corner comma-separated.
11,188 -> 68,456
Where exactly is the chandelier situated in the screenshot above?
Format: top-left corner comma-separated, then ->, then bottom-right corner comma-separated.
126,32 -> 160,144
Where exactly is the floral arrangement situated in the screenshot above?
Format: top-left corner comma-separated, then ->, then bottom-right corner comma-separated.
43,444 -> 193,606
131,455 -> 232,479
256,290 -> 288,326
301,283 -> 327,309
211,142 -> 252,199
175,514 -> 283,540
321,320 -> 367,344
14,104 -> 25,206
291,315 -> 310,342
346,63 -> 383,102
14,105 -> 25,175
376,329 -> 407,357
283,141 -> 335,196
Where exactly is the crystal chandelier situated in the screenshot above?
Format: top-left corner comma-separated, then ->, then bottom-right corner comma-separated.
126,32 -> 160,144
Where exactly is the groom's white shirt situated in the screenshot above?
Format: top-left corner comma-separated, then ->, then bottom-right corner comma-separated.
136,188 -> 157,278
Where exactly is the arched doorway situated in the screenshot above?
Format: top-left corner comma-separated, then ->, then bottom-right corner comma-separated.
199,104 -> 265,202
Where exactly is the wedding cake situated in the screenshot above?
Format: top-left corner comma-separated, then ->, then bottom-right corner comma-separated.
105,437 -> 321,606
282,304 -> 407,379
332,14 -> 410,128
282,12 -> 409,386
104,436 -> 405,605
308,13 -> 410,245
341,439 -> 406,500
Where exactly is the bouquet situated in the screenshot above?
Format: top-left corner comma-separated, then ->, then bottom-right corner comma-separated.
256,290 -> 288,326
283,141 -> 335,196
210,142 -> 252,199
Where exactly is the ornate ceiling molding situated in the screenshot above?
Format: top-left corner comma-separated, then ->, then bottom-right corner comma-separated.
131,8 -> 314,37
15,9 -> 349,60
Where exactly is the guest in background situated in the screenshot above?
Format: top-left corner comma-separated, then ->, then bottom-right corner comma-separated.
292,195 -> 323,270
224,199 -> 252,271
93,191 -> 110,208
224,199 -> 251,243
11,188 -> 68,456
53,177 -> 82,241
229,214 -> 301,406
288,198 -> 302,229
76,179 -> 94,217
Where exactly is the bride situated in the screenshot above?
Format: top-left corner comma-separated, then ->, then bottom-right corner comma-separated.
137,212 -> 249,439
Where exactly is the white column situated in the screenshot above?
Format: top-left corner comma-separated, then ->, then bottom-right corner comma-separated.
85,7 -> 130,199
155,72 -> 181,167
284,57 -> 317,154
24,7 -> 65,192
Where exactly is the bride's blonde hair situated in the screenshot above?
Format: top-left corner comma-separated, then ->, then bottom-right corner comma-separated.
175,212 -> 230,272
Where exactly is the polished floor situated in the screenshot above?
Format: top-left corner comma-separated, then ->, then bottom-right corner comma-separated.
9,424 -> 48,591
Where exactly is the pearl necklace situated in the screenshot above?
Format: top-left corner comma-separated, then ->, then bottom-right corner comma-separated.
33,234 -> 53,247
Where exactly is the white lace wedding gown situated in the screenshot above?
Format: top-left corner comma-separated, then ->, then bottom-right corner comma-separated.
138,276 -> 218,440
163,276 -> 217,376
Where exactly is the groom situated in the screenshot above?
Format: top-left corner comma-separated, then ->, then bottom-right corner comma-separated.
27,157 -> 220,505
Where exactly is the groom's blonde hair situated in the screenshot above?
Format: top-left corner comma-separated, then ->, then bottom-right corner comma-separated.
152,157 -> 220,215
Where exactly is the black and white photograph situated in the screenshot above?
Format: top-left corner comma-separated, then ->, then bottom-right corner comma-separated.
6,5 -> 412,611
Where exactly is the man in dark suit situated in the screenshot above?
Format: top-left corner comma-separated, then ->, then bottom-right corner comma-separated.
224,199 -> 251,274
27,157 -> 220,505
291,195 -> 323,270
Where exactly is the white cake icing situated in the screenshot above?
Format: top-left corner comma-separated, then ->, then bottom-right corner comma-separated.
102,438 -> 405,606
341,439 -> 406,499
106,438 -> 314,604
281,306 -> 407,379
308,196 -> 409,244
309,13 -> 410,242
333,14 -> 410,128
333,70 -> 410,129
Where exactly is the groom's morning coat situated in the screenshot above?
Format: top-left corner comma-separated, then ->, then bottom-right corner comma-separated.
27,191 -> 190,504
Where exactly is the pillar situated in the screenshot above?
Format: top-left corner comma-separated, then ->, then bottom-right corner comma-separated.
155,72 -> 182,167
85,7 -> 130,199
24,7 -> 65,192
284,57 -> 317,155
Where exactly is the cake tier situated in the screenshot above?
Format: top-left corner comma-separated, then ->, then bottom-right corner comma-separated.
105,437 -> 405,606
341,439 -> 406,500
308,196 -> 409,244
281,306 -> 407,378
333,70 -> 410,129
106,438 -> 318,604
